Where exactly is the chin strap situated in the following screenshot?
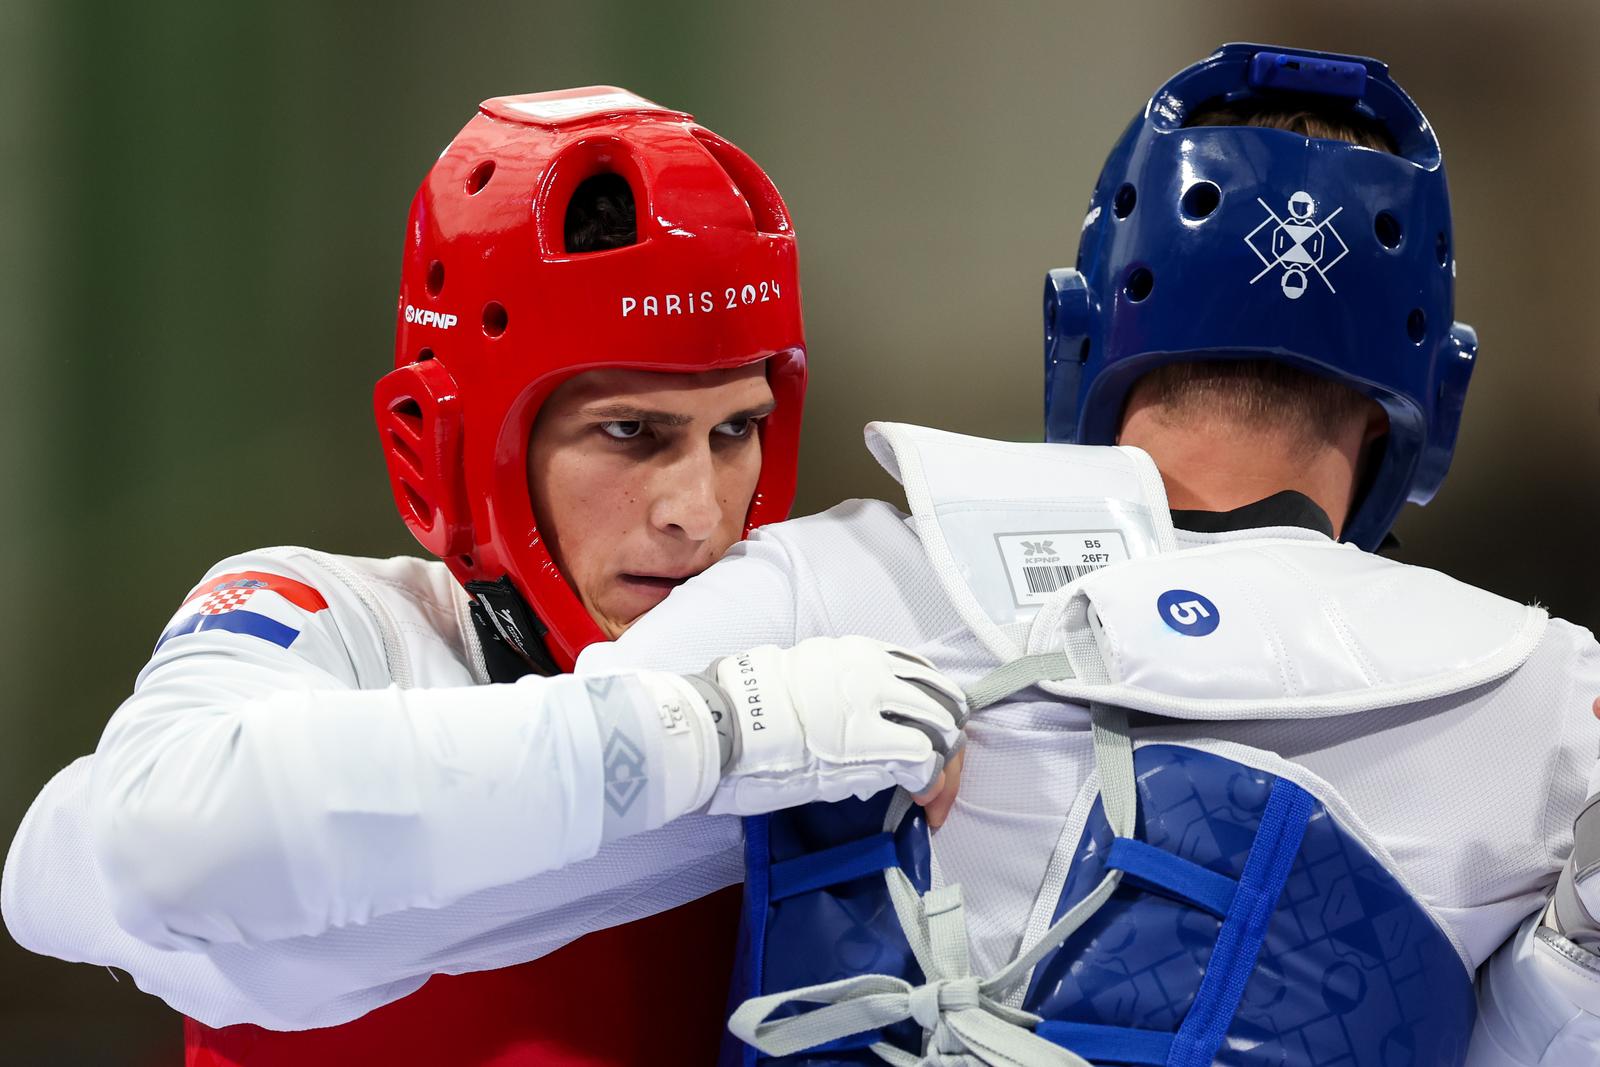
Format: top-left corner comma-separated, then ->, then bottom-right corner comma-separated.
728,655 -> 1138,1067
465,576 -> 560,679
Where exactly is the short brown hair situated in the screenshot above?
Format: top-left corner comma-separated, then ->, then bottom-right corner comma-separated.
1126,361 -> 1380,460
1184,100 -> 1398,154
1121,102 -> 1394,453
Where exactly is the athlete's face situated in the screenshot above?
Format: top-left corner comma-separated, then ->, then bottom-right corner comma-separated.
528,364 -> 774,639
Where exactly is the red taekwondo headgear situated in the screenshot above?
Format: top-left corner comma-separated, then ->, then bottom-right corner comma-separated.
375,87 -> 807,672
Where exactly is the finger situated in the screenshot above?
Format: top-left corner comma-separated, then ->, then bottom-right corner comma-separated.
1593,696 -> 1600,722
886,647 -> 939,672
881,708 -> 953,757
922,748 -> 965,829
885,656 -> 968,718
912,769 -> 947,807
882,674 -> 967,736
898,675 -> 969,729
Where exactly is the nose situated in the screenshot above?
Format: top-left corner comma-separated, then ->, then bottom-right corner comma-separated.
648,447 -> 724,543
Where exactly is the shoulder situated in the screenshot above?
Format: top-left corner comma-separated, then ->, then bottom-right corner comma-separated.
749,498 -> 957,642
746,498 -> 917,561
153,548 -> 475,689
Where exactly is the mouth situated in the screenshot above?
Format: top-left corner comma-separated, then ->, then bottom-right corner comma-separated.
617,573 -> 694,592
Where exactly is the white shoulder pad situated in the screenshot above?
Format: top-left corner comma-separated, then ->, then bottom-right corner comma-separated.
1031,538 -> 1547,718
864,421 -> 1176,660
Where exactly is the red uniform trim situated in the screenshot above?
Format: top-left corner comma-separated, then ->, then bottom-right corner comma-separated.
184,886 -> 741,1066
183,572 -> 329,613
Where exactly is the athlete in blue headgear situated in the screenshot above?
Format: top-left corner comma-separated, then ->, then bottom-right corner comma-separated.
1044,42 -> 1475,552
3,45 -> 1596,1066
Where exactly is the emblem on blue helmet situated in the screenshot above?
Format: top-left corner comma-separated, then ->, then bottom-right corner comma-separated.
1246,191 -> 1349,299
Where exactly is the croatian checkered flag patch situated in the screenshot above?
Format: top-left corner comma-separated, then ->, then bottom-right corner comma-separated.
156,570 -> 330,653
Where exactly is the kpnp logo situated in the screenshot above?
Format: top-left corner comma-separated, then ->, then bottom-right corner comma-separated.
404,304 -> 458,330
1021,540 -> 1055,556
1243,191 -> 1349,300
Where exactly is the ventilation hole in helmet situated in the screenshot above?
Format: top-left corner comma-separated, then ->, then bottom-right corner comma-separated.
416,347 -> 435,362
564,173 -> 637,253
1180,181 -> 1221,220
426,260 -> 445,296
1374,211 -> 1403,249
388,430 -> 422,473
691,128 -> 789,235
466,160 -> 495,195
402,484 -> 431,524
1407,308 -> 1427,344
1436,231 -> 1450,267
482,301 -> 508,337
389,397 -> 423,433
1113,183 -> 1137,219
1078,338 -> 1091,364
1124,267 -> 1154,303
459,554 -> 474,568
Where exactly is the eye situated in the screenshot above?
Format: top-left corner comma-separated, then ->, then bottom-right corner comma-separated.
599,420 -> 645,440
713,418 -> 760,439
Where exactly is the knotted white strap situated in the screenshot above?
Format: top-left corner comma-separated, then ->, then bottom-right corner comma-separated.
728,658 -> 1138,1066
729,879 -> 1089,1066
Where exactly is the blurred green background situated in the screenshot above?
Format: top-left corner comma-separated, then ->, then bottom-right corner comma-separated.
4,1 -> 1598,1061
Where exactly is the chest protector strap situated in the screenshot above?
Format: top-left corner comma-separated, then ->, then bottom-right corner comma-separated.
736,658 -> 1179,1065
731,654 -> 1322,1066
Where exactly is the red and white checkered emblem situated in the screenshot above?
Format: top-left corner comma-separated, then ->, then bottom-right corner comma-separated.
197,585 -> 259,616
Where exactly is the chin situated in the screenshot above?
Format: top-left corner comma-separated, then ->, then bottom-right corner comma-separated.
592,602 -> 649,641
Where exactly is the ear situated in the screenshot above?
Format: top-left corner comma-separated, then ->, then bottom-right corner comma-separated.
373,361 -> 474,558
1361,400 -> 1391,447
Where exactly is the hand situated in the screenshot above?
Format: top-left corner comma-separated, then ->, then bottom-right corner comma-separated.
697,636 -> 967,816
914,746 -> 964,829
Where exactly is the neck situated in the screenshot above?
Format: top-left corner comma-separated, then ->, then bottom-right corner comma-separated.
1118,409 -> 1364,538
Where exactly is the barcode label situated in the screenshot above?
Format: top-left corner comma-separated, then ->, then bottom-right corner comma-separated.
1021,563 -> 1098,594
996,530 -> 1131,607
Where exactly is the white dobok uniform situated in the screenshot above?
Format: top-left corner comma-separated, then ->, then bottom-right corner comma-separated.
4,423 -> 1600,1065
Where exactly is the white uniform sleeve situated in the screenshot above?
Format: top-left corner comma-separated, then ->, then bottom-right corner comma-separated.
1468,910 -> 1600,1066
82,550 -> 720,950
1466,624 -> 1600,1065
1,527 -> 826,1030
577,526 -> 802,675
2,543 -> 782,1029
5,754 -> 744,1029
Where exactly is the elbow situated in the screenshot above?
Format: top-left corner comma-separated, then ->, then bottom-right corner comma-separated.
89,718 -> 300,949
89,798 -> 246,950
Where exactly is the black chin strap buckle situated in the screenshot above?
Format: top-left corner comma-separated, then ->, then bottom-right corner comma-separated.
465,576 -> 559,679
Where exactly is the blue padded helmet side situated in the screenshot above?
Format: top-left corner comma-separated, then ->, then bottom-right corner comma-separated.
1043,43 -> 1477,550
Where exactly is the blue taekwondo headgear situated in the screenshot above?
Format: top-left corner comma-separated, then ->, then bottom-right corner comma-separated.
1043,43 -> 1477,550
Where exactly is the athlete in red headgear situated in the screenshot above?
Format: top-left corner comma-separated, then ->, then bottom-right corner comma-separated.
374,86 -> 808,674
1,88 -> 964,1065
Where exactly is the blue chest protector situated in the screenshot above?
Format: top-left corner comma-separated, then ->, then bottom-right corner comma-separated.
721,743 -> 1473,1066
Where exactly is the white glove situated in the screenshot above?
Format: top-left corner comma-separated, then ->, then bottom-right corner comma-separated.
1552,793 -> 1600,949
689,636 -> 967,816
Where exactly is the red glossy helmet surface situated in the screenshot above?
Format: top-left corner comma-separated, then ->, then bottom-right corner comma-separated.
376,87 -> 806,670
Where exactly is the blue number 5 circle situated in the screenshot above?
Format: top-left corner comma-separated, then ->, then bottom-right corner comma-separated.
1157,589 -> 1220,636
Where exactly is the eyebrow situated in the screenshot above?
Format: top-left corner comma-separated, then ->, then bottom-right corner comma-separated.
577,400 -> 777,427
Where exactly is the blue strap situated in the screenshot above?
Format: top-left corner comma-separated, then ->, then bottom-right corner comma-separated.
1166,779 -> 1314,1067
1036,1021 -> 1173,1065
1106,837 -> 1237,920
737,814 -> 772,1067
768,831 -> 899,901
